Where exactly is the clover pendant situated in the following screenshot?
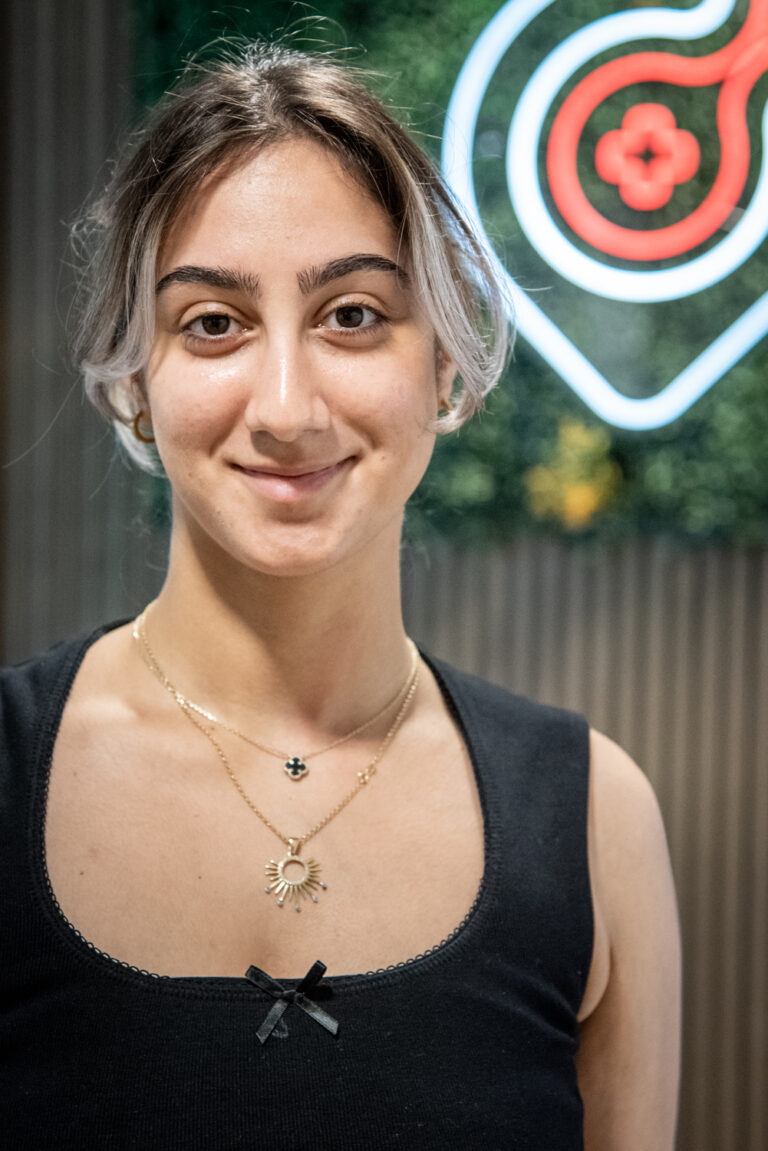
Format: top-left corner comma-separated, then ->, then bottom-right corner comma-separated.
284,756 -> 309,781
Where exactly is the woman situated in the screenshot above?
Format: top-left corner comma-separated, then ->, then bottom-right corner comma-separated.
1,42 -> 680,1148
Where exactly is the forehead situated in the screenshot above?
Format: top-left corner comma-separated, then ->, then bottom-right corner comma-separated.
158,139 -> 401,277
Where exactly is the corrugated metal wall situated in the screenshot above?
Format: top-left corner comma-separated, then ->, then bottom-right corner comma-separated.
2,4 -> 766,1145
0,0 -> 162,665
403,539 -> 768,1150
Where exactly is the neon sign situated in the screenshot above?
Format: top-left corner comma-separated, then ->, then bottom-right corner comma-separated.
442,0 -> 768,429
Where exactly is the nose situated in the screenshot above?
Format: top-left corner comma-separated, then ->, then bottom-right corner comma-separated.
243,337 -> 331,442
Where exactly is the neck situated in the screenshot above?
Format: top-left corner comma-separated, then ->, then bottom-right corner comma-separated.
143,517 -> 412,740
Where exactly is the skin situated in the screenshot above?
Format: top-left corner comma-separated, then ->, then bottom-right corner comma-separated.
45,139 -> 680,1148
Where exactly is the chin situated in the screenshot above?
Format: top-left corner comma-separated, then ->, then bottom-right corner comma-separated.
244,550 -> 347,580
213,525 -> 371,582
178,489 -> 405,582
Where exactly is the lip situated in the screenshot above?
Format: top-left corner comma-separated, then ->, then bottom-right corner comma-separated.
231,458 -> 353,502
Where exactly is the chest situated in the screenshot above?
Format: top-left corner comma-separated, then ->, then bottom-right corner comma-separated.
44,708 -> 485,979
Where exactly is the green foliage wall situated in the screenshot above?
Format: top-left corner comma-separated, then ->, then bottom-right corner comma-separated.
131,0 -> 768,545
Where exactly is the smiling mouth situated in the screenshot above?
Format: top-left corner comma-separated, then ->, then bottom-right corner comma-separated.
232,458 -> 353,501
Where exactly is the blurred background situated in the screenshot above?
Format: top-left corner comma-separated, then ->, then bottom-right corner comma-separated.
1,1 -> 766,1147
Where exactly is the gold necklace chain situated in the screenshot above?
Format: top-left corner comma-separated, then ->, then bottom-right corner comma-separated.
173,660 -> 420,846
134,608 -> 416,780
131,611 -> 421,911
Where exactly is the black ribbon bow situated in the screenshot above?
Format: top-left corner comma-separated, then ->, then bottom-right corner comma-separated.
245,960 -> 339,1045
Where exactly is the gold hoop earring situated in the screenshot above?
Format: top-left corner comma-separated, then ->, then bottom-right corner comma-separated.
132,410 -> 155,444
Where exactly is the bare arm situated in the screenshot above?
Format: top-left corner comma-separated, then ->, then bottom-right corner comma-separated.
577,729 -> 682,1151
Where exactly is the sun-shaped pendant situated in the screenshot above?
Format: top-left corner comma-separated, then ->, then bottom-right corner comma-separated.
265,838 -> 327,911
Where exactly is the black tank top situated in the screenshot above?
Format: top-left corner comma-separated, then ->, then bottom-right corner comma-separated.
1,623 -> 592,1150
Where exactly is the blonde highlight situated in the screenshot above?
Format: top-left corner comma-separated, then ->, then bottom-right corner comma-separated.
72,39 -> 511,471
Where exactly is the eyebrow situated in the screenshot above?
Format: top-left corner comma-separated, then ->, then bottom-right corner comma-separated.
155,265 -> 261,296
297,254 -> 409,294
155,254 -> 408,298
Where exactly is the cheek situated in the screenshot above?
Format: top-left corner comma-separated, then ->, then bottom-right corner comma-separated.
362,372 -> 438,492
344,346 -> 440,433
146,358 -> 244,450
386,377 -> 440,462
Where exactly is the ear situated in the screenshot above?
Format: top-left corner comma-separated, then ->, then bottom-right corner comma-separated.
435,346 -> 458,410
128,369 -> 149,409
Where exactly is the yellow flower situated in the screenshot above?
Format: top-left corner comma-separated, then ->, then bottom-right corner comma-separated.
525,420 -> 620,529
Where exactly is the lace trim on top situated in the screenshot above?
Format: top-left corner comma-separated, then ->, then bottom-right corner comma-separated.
43,855 -> 485,983
36,622 -> 489,988
43,867 -> 167,980
358,886 -> 484,977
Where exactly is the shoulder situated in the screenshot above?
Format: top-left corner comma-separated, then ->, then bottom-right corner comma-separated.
424,652 -> 588,754
2,634 -> 87,710
0,622 -> 130,821
589,727 -> 659,808
0,638 -> 78,725
578,729 -> 681,1144
0,623 -> 125,743
582,727 -> 680,1019
587,728 -> 673,937
0,637 -> 81,817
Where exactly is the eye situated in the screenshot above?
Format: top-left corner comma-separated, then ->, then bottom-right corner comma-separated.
320,303 -> 385,333
185,313 -> 235,339
180,311 -> 249,355
332,305 -> 366,329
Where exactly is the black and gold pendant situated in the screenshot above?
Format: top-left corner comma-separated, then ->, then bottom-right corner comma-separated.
284,756 -> 309,780
265,839 -> 326,911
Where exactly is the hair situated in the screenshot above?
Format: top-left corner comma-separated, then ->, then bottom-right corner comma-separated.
72,39 -> 511,471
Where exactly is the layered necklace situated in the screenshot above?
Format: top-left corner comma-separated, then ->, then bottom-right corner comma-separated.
132,610 -> 420,912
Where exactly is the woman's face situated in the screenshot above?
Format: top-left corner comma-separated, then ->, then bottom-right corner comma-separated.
146,138 -> 454,579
